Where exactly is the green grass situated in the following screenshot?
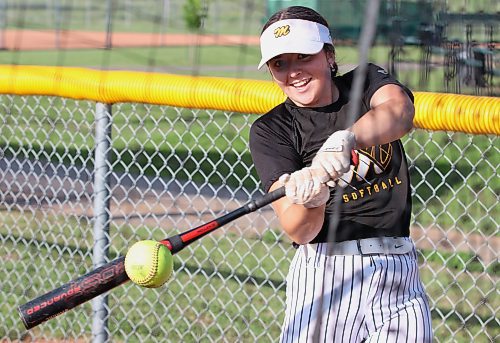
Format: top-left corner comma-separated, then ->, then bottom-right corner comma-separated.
0,46 -> 263,75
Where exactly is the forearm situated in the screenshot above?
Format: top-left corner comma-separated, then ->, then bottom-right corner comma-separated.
269,182 -> 325,244
275,204 -> 325,244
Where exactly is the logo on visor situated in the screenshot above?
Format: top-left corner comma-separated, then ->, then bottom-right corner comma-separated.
274,25 -> 290,38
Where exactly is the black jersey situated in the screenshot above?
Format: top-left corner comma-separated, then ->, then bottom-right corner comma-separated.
249,63 -> 413,243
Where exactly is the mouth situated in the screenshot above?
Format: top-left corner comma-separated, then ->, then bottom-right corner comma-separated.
290,78 -> 311,89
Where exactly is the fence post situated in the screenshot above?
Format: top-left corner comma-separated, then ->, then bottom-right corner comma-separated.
91,102 -> 113,343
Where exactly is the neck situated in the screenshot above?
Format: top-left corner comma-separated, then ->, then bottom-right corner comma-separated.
331,80 -> 339,104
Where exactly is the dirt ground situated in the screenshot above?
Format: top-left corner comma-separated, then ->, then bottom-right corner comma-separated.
1,30 -> 260,50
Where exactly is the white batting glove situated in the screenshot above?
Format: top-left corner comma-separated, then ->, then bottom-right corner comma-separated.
312,130 -> 356,184
278,167 -> 330,208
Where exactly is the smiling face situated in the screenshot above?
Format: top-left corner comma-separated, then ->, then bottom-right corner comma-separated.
267,50 -> 335,108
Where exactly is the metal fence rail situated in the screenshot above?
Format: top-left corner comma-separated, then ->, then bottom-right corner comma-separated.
0,94 -> 498,342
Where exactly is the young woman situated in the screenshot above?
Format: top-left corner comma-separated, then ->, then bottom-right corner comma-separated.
249,6 -> 433,343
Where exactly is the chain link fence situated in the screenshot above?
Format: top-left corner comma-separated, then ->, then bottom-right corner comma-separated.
0,94 -> 498,342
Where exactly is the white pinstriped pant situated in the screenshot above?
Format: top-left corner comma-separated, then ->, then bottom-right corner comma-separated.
280,240 -> 433,343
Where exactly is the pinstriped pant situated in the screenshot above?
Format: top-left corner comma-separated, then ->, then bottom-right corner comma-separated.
280,240 -> 433,343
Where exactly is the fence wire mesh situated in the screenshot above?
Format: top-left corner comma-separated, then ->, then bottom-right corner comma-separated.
0,94 -> 498,342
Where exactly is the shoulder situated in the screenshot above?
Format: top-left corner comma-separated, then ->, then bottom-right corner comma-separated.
343,63 -> 413,103
338,63 -> 396,83
250,103 -> 291,134
366,64 -> 414,103
364,63 -> 399,84
249,102 -> 296,155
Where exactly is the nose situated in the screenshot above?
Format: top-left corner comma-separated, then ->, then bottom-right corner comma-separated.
287,61 -> 301,77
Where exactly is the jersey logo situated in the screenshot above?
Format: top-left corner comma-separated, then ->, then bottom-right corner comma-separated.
274,25 -> 290,38
361,144 -> 393,171
336,143 -> 395,188
337,143 -> 403,203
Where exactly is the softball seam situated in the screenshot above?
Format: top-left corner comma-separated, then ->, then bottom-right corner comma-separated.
135,242 -> 159,286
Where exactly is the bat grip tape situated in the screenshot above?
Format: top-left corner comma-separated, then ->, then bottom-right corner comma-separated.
167,235 -> 184,254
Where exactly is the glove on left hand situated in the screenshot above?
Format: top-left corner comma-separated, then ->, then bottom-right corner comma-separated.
278,167 -> 330,208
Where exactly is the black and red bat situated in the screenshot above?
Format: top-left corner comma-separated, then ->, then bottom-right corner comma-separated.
18,186 -> 286,330
19,151 -> 358,329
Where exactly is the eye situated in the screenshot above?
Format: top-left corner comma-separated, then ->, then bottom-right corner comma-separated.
270,59 -> 284,69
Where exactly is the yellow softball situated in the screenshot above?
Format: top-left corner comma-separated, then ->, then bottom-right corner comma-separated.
124,240 -> 174,288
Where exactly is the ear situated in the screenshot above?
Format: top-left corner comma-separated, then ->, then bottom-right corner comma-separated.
326,50 -> 335,66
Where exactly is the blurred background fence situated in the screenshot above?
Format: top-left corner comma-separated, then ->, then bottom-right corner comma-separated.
0,0 -> 499,342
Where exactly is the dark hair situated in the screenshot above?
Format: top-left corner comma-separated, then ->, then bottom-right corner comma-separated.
261,6 -> 338,75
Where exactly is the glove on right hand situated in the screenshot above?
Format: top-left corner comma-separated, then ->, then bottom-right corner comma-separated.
278,167 -> 330,208
312,130 -> 356,184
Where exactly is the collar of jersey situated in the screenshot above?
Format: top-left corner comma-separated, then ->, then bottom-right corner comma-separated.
284,95 -> 345,114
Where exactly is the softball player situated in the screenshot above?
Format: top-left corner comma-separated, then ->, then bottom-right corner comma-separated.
249,6 -> 433,342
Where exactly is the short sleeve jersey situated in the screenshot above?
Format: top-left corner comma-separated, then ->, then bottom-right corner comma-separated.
249,63 -> 413,243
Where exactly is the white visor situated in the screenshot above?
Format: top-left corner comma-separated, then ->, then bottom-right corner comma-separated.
258,18 -> 333,69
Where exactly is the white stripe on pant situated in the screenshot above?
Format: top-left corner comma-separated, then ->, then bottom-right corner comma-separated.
280,240 -> 433,343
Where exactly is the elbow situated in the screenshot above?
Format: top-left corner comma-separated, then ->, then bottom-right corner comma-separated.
272,199 -> 325,245
293,235 -> 317,245
403,106 -> 415,133
399,100 -> 415,135
282,217 -> 323,245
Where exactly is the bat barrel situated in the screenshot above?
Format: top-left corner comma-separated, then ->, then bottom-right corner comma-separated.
18,256 -> 129,329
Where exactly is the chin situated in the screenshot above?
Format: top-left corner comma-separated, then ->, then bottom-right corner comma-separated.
286,92 -> 311,105
292,97 -> 318,107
